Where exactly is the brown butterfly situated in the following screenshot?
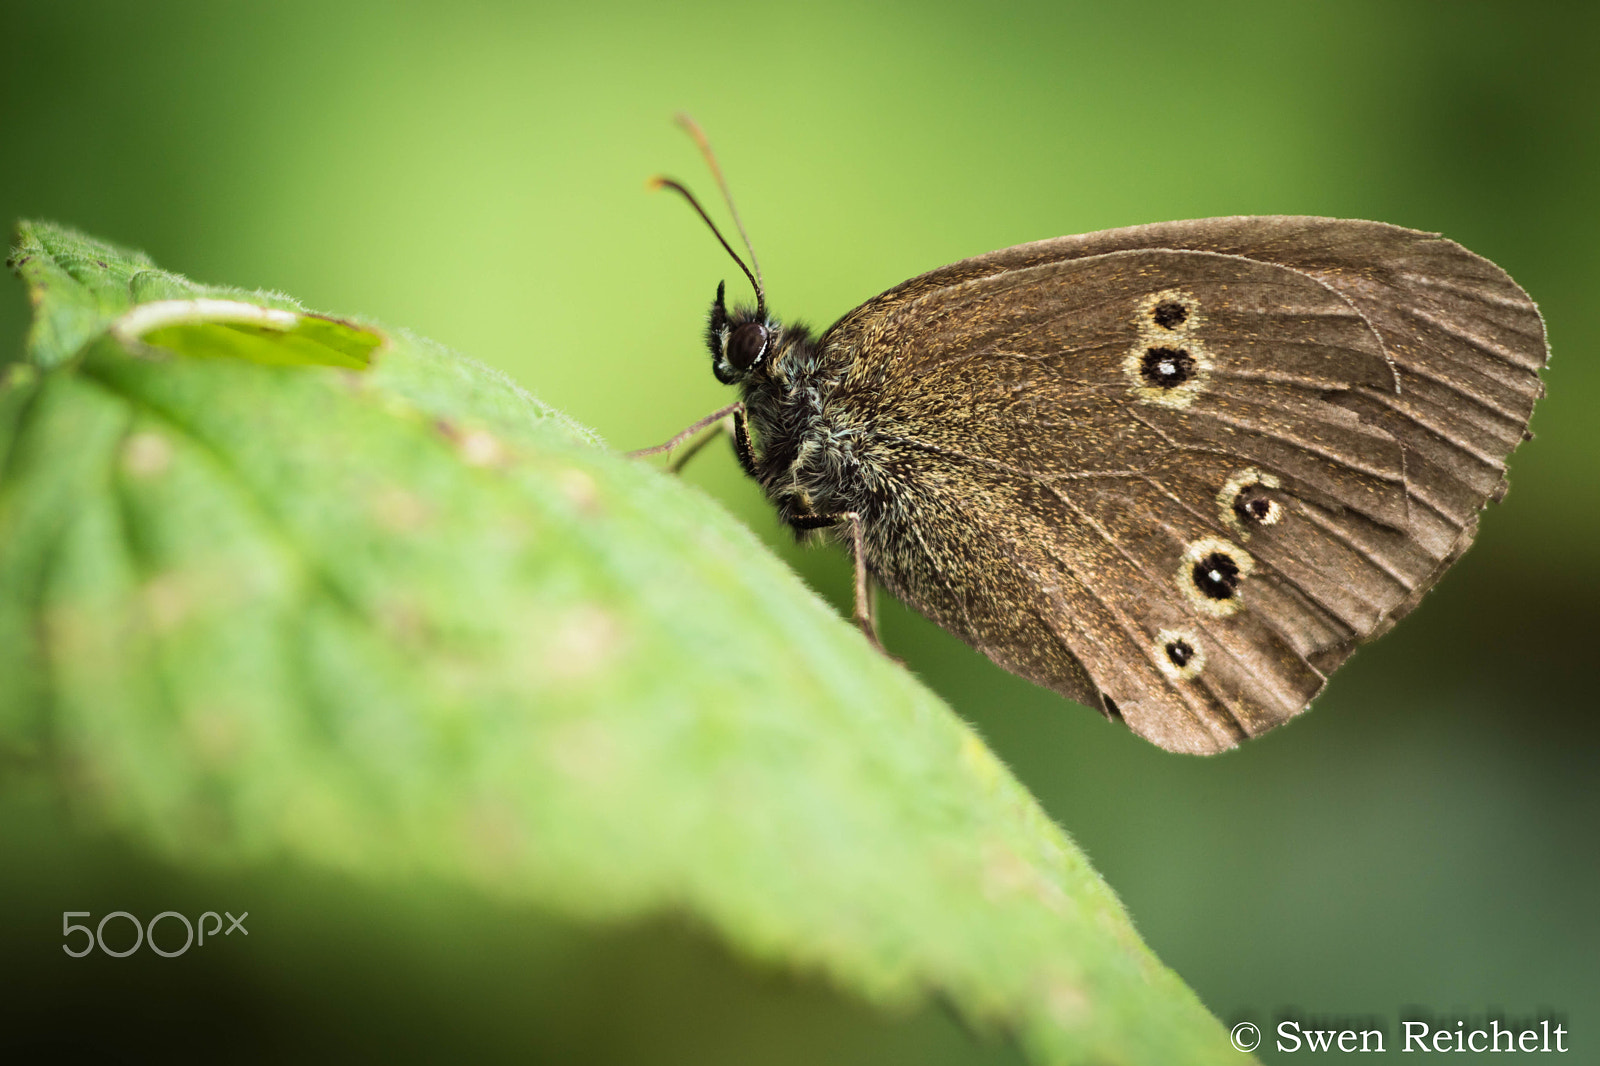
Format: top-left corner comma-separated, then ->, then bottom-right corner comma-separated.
638,118 -> 1548,754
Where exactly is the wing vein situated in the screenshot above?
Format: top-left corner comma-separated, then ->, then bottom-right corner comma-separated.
1397,304 -> 1549,377
1347,387 -> 1511,471
1292,505 -> 1419,587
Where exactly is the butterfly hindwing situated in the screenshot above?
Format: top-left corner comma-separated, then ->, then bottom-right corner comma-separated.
818,218 -> 1545,752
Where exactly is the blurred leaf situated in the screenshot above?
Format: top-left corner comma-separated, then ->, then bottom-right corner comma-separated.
1,221 -> 1246,1065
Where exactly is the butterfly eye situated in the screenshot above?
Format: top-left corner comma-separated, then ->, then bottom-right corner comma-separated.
727,322 -> 769,372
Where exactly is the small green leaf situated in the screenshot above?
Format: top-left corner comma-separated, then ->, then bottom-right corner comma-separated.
2,220 -> 1247,1065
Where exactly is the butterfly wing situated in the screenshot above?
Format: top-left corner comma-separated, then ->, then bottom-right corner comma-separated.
820,218 -> 1546,753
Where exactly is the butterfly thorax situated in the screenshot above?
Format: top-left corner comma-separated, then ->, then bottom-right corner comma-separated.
709,300 -> 891,531
743,324 -> 881,523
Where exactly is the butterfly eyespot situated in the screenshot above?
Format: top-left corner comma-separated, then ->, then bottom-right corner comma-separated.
1216,468 -> 1283,537
1151,300 -> 1189,329
1156,628 -> 1206,681
1124,293 -> 1211,407
1176,537 -> 1254,617
1140,346 -> 1194,388
1136,289 -> 1201,333
1234,488 -> 1283,527
1192,552 -> 1241,599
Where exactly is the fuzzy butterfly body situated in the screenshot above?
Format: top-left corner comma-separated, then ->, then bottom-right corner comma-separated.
688,215 -> 1546,754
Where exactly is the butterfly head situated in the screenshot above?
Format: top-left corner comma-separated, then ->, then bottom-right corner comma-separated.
707,280 -> 774,385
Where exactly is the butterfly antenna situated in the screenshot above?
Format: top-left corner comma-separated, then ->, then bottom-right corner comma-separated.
648,176 -> 766,317
674,113 -> 765,312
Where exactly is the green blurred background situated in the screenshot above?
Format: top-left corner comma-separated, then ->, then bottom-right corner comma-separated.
3,1 -> 1595,1062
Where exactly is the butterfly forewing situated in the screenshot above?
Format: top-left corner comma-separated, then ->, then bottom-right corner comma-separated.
820,217 -> 1546,752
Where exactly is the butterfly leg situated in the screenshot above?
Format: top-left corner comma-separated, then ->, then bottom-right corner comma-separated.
730,407 -> 756,477
665,417 -> 727,474
627,401 -> 745,473
670,406 -> 755,475
790,510 -> 894,660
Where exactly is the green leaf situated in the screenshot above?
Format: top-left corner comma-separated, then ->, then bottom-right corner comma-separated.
2,220 -> 1247,1065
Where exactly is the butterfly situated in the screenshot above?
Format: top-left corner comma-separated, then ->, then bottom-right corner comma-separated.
637,118 -> 1548,753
